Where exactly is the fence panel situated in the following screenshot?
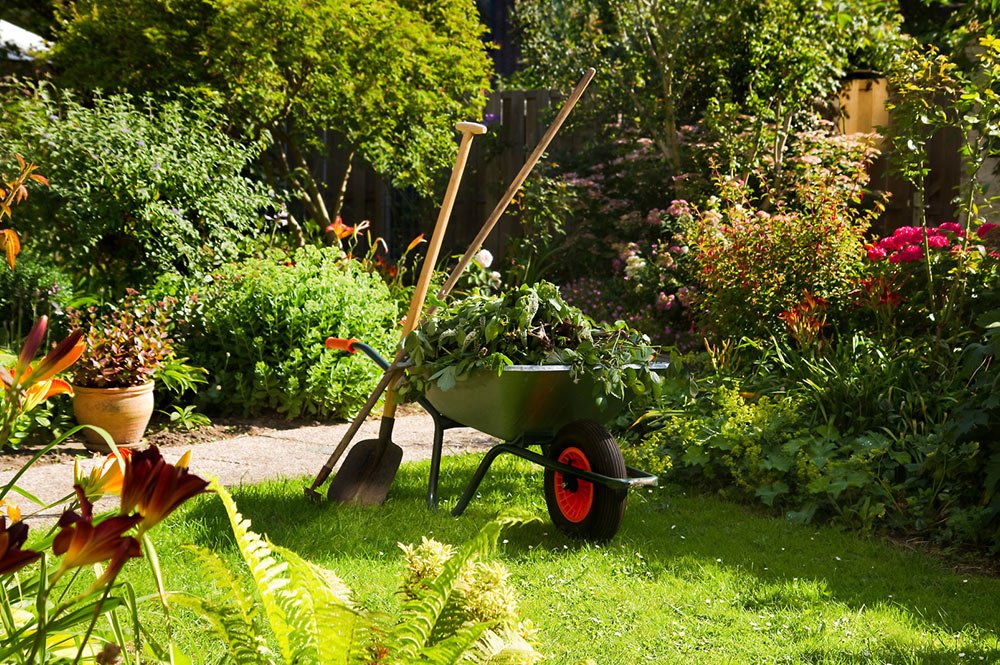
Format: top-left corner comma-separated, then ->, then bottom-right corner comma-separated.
331,89 -> 558,260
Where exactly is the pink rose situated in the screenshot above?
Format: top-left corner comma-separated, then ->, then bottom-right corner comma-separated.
866,244 -> 887,261
926,234 -> 949,249
935,222 -> 964,236
977,223 -> 998,239
898,244 -> 924,262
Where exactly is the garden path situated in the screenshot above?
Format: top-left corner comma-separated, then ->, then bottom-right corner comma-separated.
1,412 -> 497,523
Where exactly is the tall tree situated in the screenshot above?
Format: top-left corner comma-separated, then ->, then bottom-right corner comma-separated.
51,0 -> 493,233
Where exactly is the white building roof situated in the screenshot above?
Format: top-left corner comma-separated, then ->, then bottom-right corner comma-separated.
0,20 -> 48,61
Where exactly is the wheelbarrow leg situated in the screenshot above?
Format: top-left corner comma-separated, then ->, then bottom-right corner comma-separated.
452,444 -> 515,516
427,408 -> 446,511
417,397 -> 459,512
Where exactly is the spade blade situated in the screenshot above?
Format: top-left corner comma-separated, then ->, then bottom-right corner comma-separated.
326,438 -> 404,506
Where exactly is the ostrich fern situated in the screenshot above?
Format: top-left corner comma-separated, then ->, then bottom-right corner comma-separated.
167,481 -> 541,665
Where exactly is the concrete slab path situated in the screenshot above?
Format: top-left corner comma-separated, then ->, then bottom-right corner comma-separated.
1,413 -> 497,522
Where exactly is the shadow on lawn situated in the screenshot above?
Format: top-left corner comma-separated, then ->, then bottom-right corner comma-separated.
607,486 -> 1000,640
181,455 -> 1000,646
182,456 -> 541,557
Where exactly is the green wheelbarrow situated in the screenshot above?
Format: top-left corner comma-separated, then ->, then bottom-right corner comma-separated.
326,338 -> 662,541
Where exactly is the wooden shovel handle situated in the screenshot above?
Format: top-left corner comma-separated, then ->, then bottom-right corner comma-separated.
437,68 -> 596,302
400,121 -> 486,340
383,120 -> 486,418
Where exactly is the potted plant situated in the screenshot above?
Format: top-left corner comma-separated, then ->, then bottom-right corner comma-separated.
68,290 -> 177,451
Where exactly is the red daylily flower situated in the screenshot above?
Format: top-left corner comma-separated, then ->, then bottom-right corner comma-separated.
54,488 -> 142,587
0,516 -> 41,575
120,447 -> 210,531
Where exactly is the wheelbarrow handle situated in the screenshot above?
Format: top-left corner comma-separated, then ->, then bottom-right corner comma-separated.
325,337 -> 359,353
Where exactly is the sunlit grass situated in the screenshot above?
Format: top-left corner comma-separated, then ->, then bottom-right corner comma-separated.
121,453 -> 999,664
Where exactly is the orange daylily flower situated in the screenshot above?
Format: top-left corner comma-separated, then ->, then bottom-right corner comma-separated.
405,233 -> 426,254
29,329 -> 86,385
0,517 -> 42,575
326,216 -> 371,240
120,446 -> 209,532
76,449 -> 133,499
0,500 -> 21,523
10,366 -> 74,413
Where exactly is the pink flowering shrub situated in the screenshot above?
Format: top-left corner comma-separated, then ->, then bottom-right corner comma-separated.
857,221 -> 1000,337
511,133 -> 702,345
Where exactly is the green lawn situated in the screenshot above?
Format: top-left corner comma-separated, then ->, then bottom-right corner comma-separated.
125,453 -> 999,664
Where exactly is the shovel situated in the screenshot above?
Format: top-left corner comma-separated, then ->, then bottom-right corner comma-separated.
326,120 -> 487,505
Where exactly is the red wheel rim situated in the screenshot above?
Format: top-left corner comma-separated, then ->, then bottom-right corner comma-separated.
554,447 -> 594,523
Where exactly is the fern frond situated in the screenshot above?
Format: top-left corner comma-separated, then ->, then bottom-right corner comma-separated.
459,627 -> 544,665
183,545 -> 258,625
388,520 -> 506,657
273,544 -> 354,607
213,480 -> 295,664
416,622 -> 493,665
167,593 -> 273,665
275,545 -> 369,665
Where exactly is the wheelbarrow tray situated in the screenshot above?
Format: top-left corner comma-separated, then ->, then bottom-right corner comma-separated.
424,362 -> 669,441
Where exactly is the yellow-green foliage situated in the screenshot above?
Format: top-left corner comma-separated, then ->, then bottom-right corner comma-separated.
169,481 -> 543,665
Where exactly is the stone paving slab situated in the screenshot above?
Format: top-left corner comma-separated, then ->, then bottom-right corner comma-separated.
1,413 -> 497,522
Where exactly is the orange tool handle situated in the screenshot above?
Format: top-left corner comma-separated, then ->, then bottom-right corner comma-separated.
325,337 -> 359,353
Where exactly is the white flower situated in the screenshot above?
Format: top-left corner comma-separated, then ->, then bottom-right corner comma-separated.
474,248 -> 493,268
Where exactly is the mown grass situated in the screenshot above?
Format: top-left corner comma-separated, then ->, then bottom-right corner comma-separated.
115,453 -> 999,664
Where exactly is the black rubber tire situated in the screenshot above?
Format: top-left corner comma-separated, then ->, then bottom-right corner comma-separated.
543,420 -> 627,541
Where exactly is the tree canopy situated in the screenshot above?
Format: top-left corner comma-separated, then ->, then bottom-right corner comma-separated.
51,0 -> 493,231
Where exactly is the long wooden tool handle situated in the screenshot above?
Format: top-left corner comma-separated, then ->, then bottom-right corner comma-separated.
437,68 -> 596,301
310,121 -> 486,491
382,120 -> 486,419
401,121 -> 486,340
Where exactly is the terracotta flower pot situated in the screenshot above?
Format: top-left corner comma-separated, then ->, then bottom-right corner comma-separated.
72,381 -> 155,452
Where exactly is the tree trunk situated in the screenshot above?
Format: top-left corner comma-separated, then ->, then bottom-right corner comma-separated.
330,149 -> 355,221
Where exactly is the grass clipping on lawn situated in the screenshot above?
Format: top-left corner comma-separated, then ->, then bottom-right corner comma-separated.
398,282 -> 661,406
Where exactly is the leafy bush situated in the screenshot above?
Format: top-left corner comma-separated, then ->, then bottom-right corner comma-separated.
187,246 -> 399,419
0,253 -> 76,347
0,85 -> 270,294
631,333 -> 1000,553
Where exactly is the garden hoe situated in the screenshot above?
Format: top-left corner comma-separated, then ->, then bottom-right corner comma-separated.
322,120 -> 487,506
307,68 -> 596,505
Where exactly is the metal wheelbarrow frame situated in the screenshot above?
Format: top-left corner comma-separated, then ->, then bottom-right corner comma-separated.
341,339 -> 660,541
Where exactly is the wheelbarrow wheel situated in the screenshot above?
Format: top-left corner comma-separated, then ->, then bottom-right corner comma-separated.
543,420 -> 627,541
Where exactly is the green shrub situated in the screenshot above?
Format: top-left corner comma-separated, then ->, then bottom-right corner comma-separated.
0,85 -> 271,294
188,246 -> 399,419
631,340 -> 1000,553
0,253 -> 77,347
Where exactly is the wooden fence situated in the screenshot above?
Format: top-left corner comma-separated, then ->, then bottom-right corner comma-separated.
323,79 -> 974,262
838,75 -> 963,235
328,89 -> 567,260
